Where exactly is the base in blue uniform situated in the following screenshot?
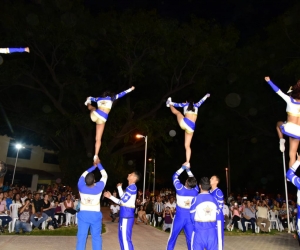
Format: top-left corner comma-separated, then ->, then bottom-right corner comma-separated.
191,227 -> 217,250
76,211 -> 102,250
167,215 -> 193,250
119,217 -> 135,250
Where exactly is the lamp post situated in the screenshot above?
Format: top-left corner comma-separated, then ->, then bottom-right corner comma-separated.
136,134 -> 148,203
225,168 -> 229,198
12,143 -> 24,186
149,158 -> 156,196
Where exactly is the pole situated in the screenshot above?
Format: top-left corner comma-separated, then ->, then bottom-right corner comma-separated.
282,152 -> 291,233
225,168 -> 229,198
153,158 -> 156,196
227,138 -> 231,194
12,149 -> 20,186
143,136 -> 148,204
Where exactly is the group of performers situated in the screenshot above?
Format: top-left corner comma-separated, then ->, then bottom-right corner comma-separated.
2,45 -> 300,247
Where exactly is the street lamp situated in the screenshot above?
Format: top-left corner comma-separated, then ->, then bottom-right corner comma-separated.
136,134 -> 148,203
225,168 -> 229,198
12,143 -> 24,186
149,158 -> 156,196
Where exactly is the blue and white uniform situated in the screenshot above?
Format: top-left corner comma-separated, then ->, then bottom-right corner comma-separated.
267,80 -> 300,139
168,94 -> 210,133
286,160 -> 300,240
110,184 -> 137,250
76,163 -> 108,250
0,47 -> 28,54
190,193 -> 222,250
85,87 -> 134,124
167,165 -> 199,250
209,187 -> 224,249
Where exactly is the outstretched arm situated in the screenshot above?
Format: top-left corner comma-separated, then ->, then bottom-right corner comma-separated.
169,101 -> 188,108
0,47 -> 30,54
117,183 -> 124,197
113,86 -> 135,101
172,163 -> 190,190
265,76 -> 290,103
105,185 -> 137,205
78,165 -> 96,190
96,163 -> 108,191
194,93 -> 210,108
84,96 -> 100,106
287,159 -> 300,189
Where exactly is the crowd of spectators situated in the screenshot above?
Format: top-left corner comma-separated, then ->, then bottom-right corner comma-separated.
0,182 -> 80,233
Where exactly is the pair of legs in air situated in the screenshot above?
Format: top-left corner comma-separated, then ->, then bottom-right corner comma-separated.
87,104 -> 105,162
276,121 -> 299,167
169,105 -> 193,163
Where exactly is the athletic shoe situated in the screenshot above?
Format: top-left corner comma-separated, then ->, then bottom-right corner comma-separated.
48,225 -> 54,230
166,97 -> 171,107
279,138 -> 285,152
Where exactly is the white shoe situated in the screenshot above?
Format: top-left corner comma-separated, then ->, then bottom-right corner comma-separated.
279,138 -> 285,152
166,97 -> 171,107
93,155 -> 99,161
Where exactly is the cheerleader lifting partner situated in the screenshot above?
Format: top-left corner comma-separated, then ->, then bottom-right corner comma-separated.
166,93 -> 210,163
0,47 -> 30,54
265,76 -> 300,167
85,86 -> 135,163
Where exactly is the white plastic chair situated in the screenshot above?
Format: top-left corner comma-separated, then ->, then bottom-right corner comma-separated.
268,210 -> 280,231
8,203 -> 22,233
61,202 -> 75,226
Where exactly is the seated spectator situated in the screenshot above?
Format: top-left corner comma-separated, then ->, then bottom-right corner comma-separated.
13,193 -> 22,205
54,201 -> 66,225
20,191 -> 27,205
64,194 -> 77,215
15,198 -> 33,234
223,199 -> 230,229
154,196 -> 164,227
42,194 -> 55,230
241,200 -> 256,233
136,206 -> 148,225
279,202 -> 292,231
276,194 -> 283,205
0,192 -> 12,231
165,196 -> 176,214
162,206 -> 173,231
256,200 -> 270,233
4,190 -> 13,210
30,193 -> 48,230
2,182 -> 10,192
227,193 -> 234,205
229,202 -> 241,231
145,196 -> 155,224
110,202 -> 120,222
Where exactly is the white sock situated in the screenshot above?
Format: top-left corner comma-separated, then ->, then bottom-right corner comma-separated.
93,155 -> 98,161
166,97 -> 171,107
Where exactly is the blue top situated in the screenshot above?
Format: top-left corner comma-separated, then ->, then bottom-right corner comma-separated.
173,165 -> 199,217
209,187 -> 224,215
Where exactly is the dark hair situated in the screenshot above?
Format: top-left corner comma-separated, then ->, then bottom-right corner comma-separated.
290,80 -> 300,99
101,90 -> 115,99
24,198 -> 30,203
186,97 -> 195,112
133,171 -> 141,182
13,193 -> 20,202
186,177 -> 197,188
199,177 -> 211,191
85,173 -> 95,186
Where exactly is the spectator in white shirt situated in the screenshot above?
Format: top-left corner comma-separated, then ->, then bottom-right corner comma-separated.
223,199 -> 230,229
110,203 -> 120,222
165,196 -> 176,214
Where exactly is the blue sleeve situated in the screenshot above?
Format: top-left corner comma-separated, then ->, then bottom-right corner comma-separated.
94,163 -> 108,192
121,185 -> 137,203
194,94 -> 209,108
190,197 -> 196,224
287,161 -> 300,189
171,102 -> 188,108
267,80 -> 280,92
77,165 -> 96,191
113,88 -> 133,101
89,97 -> 99,102
8,47 -> 26,53
216,189 -> 224,210
173,166 -> 187,190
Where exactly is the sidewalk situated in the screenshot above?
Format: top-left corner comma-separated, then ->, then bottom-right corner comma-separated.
0,207 -> 299,250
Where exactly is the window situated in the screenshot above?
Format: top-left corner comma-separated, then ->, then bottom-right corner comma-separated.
43,152 -> 59,164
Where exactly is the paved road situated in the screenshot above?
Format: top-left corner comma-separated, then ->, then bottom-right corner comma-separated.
0,207 -> 298,250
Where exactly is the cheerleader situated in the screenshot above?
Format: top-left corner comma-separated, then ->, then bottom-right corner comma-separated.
85,86 -> 135,163
265,76 -> 300,166
166,93 -> 210,163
